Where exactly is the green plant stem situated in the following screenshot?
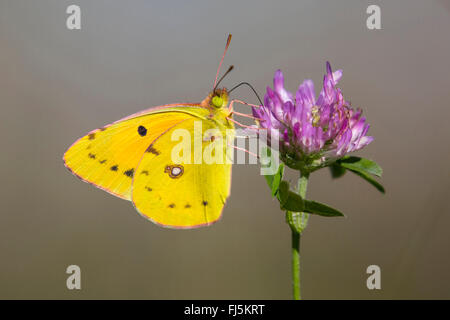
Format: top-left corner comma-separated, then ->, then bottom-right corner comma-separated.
291,229 -> 301,300
290,171 -> 309,300
298,172 -> 309,199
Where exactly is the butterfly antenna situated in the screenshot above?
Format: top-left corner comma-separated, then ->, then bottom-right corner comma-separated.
228,81 -> 264,106
214,65 -> 234,91
213,34 -> 232,89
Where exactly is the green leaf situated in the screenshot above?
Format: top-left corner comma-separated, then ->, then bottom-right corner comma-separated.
262,147 -> 285,197
329,163 -> 346,178
280,190 -> 304,212
275,180 -> 304,212
333,156 -> 385,193
277,181 -> 290,206
348,169 -> 385,193
264,173 -> 274,191
303,200 -> 345,217
338,156 -> 382,177
271,163 -> 285,196
262,147 -> 274,187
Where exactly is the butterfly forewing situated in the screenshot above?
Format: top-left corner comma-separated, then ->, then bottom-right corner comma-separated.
63,108 -> 203,200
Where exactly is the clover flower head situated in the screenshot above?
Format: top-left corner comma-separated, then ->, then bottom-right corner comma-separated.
253,62 -> 373,170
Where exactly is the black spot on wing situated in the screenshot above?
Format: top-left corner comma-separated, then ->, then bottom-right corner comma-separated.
141,170 -> 149,175
88,153 -> 96,159
138,125 -> 147,136
99,159 -> 107,164
88,133 -> 96,140
185,204 -> 191,208
145,186 -> 152,192
202,201 -> 208,206
110,165 -> 118,171
146,145 -> 160,155
168,203 -> 175,208
124,168 -> 134,178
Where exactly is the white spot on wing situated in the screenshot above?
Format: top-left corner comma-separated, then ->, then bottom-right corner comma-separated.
172,167 -> 182,176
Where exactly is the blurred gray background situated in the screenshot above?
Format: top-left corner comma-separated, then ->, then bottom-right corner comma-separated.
0,0 -> 449,299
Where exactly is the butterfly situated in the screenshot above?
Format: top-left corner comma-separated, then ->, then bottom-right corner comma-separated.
63,35 -> 260,229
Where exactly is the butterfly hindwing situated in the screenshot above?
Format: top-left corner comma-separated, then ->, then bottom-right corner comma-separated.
131,117 -> 233,228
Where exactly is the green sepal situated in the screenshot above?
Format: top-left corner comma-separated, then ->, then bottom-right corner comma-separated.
303,200 -> 345,217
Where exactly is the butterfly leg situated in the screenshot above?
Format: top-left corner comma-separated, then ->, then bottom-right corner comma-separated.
226,99 -> 265,129
227,99 -> 261,113
226,117 -> 267,130
226,142 -> 260,159
229,110 -> 264,121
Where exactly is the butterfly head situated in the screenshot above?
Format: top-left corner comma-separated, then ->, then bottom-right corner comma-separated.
203,88 -> 229,110
211,88 -> 229,108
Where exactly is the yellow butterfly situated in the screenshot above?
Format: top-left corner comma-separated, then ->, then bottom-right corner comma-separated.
63,35 -> 258,229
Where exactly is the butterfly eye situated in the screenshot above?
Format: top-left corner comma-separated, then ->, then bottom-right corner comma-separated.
211,95 -> 223,108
